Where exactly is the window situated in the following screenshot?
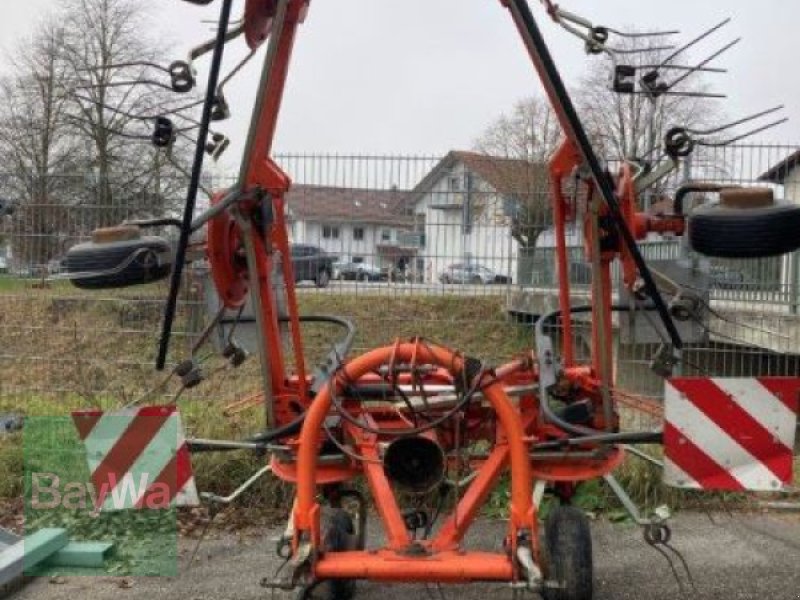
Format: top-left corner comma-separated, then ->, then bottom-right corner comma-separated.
323,225 -> 340,240
353,227 -> 364,241
352,256 -> 364,264
381,228 -> 391,242
449,175 -> 462,192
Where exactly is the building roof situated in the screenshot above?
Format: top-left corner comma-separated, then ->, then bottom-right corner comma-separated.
409,150 -> 549,205
758,149 -> 800,184
286,184 -> 415,226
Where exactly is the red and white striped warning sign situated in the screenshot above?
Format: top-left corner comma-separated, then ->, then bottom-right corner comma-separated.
664,377 -> 799,491
72,406 -> 199,511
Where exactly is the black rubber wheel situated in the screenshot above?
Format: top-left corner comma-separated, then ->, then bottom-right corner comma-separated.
470,275 -> 483,285
688,201 -> 800,258
64,236 -> 172,289
308,509 -> 358,600
316,269 -> 330,288
542,506 -> 593,600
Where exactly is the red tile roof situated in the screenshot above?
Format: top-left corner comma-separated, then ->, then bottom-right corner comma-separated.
285,184 -> 415,226
409,151 -> 548,205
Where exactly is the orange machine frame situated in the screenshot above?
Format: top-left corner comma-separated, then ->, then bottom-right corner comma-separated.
200,0 -> 683,590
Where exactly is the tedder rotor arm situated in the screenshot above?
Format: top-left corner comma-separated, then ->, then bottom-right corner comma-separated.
502,0 -> 683,353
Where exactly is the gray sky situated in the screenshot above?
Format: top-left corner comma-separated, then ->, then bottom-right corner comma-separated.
1,0 -> 797,173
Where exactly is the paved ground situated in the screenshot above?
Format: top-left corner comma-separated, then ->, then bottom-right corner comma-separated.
10,512 -> 800,600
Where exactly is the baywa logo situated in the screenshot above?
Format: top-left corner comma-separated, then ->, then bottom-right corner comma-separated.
23,415 -> 181,577
30,472 -> 174,512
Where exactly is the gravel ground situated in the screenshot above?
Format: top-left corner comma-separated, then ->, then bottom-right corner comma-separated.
9,512 -> 800,600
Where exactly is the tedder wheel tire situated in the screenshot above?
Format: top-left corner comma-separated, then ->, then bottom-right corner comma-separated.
542,506 -> 593,600
310,509 -> 358,600
316,269 -> 330,288
688,201 -> 800,258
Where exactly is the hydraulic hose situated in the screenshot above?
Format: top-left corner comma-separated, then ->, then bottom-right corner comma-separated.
535,303 -> 662,443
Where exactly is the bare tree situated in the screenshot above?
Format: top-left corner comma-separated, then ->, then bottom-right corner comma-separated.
57,0 -> 192,224
0,0 -> 196,269
0,21 -> 84,267
474,34 -> 723,254
576,35 -> 721,162
473,96 -> 560,249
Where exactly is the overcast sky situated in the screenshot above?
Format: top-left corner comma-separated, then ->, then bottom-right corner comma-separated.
1,0 -> 798,173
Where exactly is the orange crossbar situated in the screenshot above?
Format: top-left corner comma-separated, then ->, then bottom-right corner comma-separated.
314,550 -> 514,583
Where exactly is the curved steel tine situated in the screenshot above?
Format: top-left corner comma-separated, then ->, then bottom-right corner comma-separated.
72,93 -> 222,138
219,48 -> 257,91
147,50 -> 255,121
666,37 -> 740,89
75,60 -> 171,74
686,105 -> 785,136
552,5 -> 677,56
606,27 -> 680,38
72,79 -> 178,93
631,90 -> 727,99
613,44 -> 675,55
71,93 -> 163,122
657,17 -> 731,69
189,22 -> 244,62
154,97 -> 207,118
640,64 -> 727,74
697,117 -> 789,147
68,117 -> 153,141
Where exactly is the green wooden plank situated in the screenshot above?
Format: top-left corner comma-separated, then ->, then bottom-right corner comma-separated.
22,529 -> 69,572
0,527 -> 70,583
47,542 -> 115,568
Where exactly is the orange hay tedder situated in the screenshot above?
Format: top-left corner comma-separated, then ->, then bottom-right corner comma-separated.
62,1 -> 800,598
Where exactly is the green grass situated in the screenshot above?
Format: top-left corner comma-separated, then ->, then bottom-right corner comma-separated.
0,291 -> 533,512
1,288 -> 796,525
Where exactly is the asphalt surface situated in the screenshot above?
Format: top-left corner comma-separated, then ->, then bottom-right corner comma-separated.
10,512 -> 800,600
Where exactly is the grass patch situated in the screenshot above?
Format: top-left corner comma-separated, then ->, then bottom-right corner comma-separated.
2,286 -> 795,526
0,291 -> 533,512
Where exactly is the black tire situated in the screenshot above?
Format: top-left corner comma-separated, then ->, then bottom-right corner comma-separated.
688,201 -> 800,258
542,506 -> 593,600
64,237 -> 172,289
470,275 -> 483,285
316,269 -> 330,288
315,509 -> 358,600
359,272 -> 370,283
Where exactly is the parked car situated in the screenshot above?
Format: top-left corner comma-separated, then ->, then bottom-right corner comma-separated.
290,244 -> 334,287
709,266 -> 745,290
337,261 -> 387,282
439,263 -> 511,285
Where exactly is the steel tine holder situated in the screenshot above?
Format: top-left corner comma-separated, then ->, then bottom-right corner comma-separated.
611,18 -> 739,102
544,3 -> 677,57
70,93 -> 230,159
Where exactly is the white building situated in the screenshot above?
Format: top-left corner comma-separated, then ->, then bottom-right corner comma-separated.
758,151 -> 800,301
285,184 -> 418,269
409,151 -> 548,283
759,150 -> 800,203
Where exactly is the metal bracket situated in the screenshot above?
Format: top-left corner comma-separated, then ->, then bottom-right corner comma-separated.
200,464 -> 273,504
603,473 -> 670,527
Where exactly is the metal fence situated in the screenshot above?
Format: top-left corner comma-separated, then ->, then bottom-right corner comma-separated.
0,145 -> 798,417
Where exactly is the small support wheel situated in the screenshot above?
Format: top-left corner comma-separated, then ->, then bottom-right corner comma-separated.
687,188 -> 800,258
301,509 -> 359,600
542,506 -> 593,600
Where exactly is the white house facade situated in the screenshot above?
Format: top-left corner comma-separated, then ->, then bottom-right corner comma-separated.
285,185 -> 418,270
410,151 -> 547,283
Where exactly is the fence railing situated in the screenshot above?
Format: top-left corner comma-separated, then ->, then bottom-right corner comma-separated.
0,145 -> 798,411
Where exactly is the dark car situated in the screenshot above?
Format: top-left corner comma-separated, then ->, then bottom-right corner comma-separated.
336,261 -> 387,282
439,263 -> 511,285
290,244 -> 334,287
